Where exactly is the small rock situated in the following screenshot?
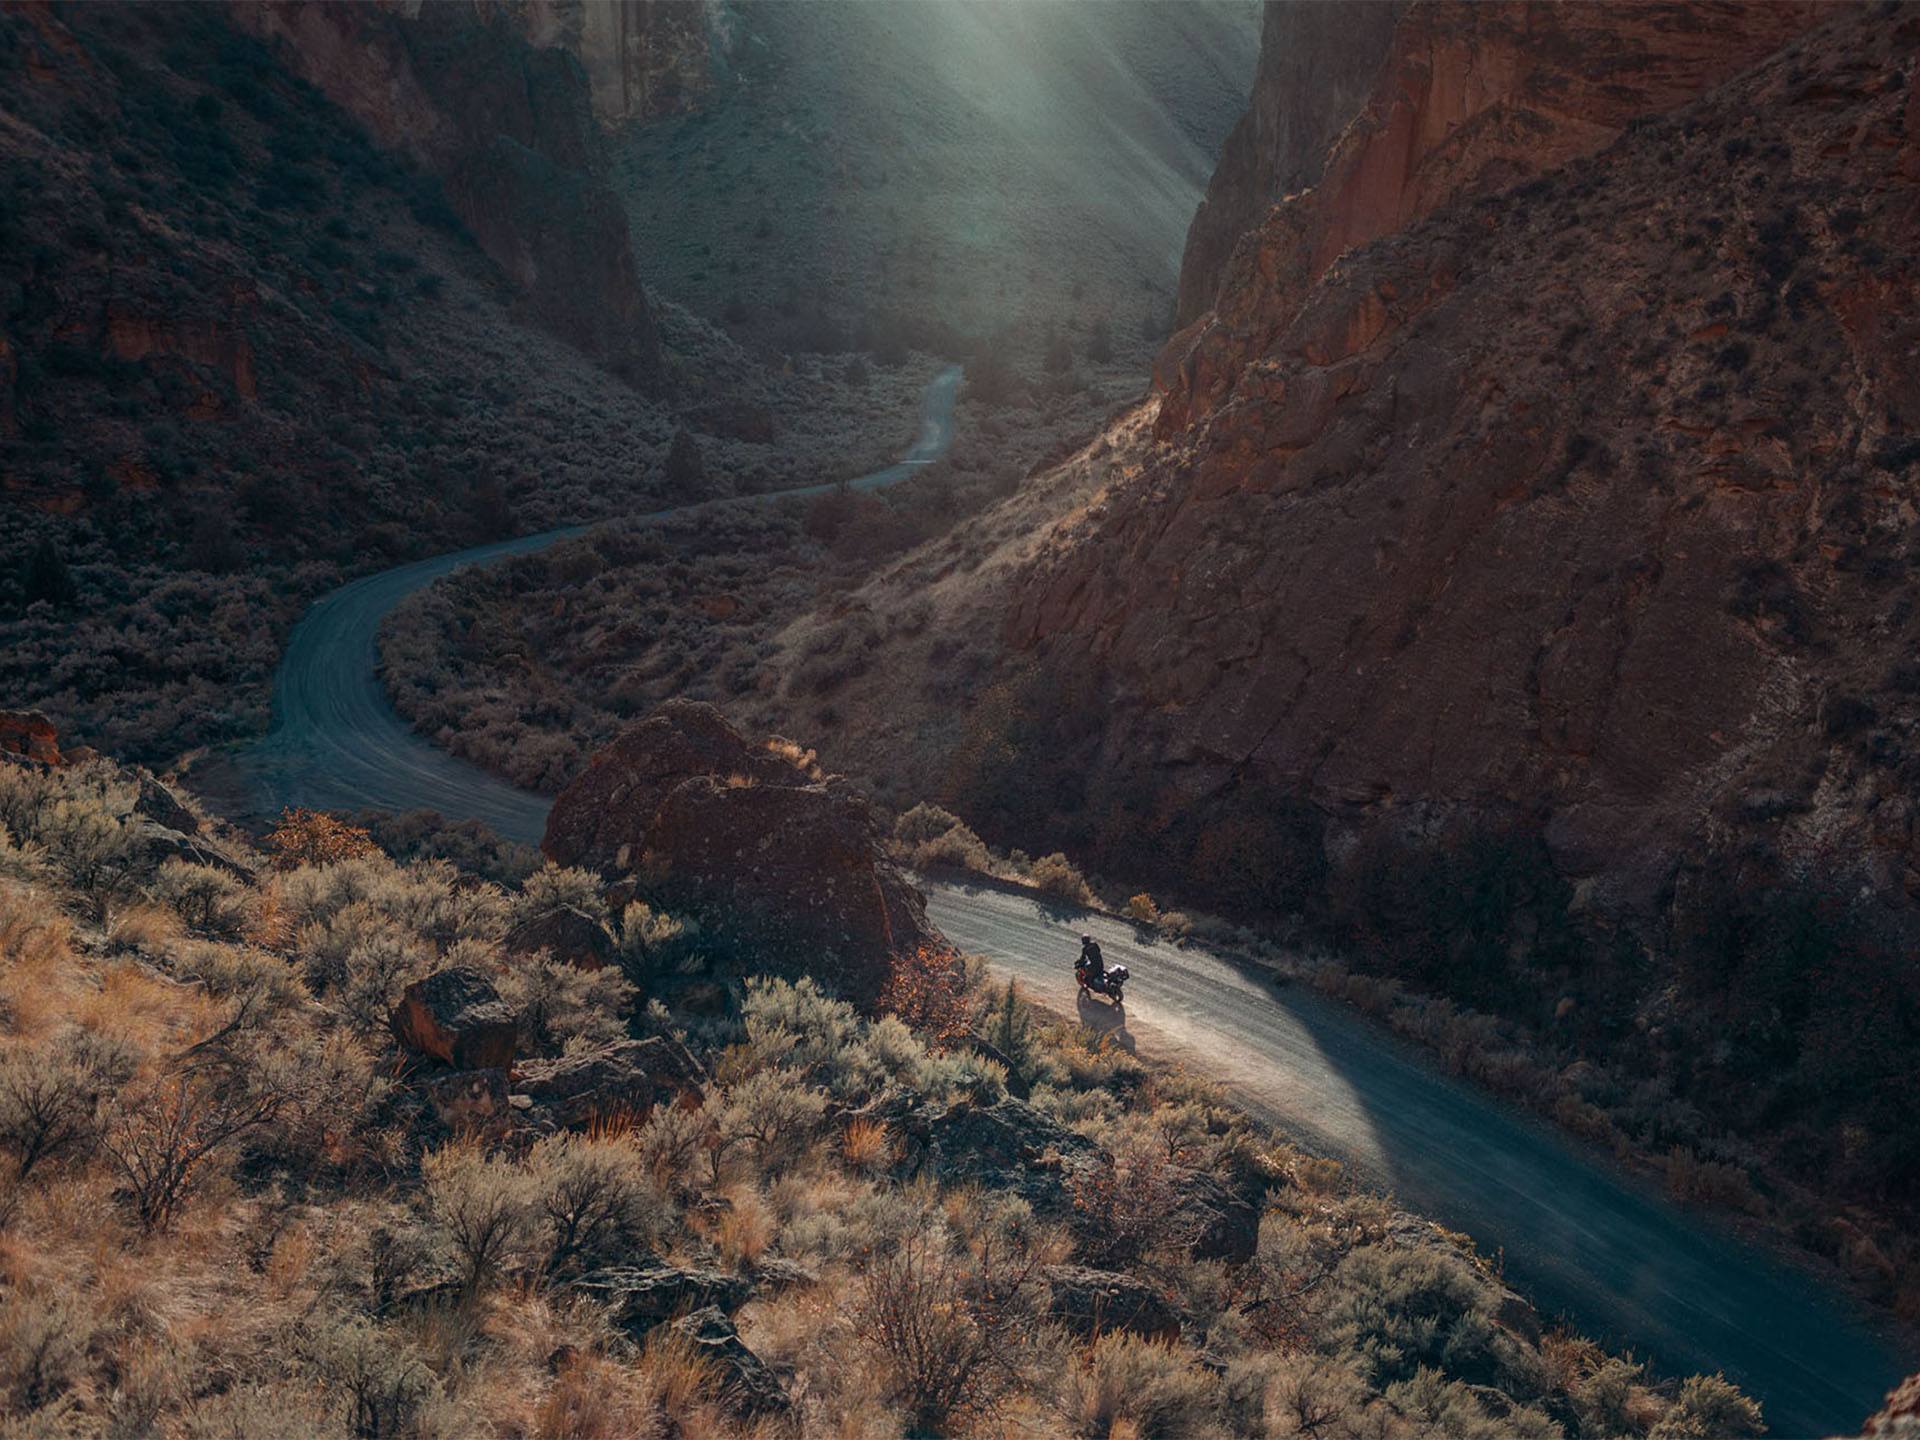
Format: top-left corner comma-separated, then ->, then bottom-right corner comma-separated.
670,1306 -> 790,1416
426,1068 -> 510,1135
1045,1265 -> 1181,1341
504,904 -> 617,971
575,1266 -> 756,1336
391,967 -> 516,1070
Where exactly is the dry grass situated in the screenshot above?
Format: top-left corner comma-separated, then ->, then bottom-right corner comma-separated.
0,759 -> 1757,1440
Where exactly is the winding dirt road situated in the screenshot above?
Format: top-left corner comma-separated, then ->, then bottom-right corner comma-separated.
231,362 -> 1909,1436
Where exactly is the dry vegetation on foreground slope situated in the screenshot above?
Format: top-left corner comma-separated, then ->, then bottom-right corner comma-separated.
0,751 -> 1762,1438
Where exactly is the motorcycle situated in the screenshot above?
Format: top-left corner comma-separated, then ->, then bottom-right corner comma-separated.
1075,957 -> 1130,1007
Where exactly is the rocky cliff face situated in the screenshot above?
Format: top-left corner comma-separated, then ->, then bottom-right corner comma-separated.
995,0 -> 1912,921
230,0 -> 661,383
515,0 -> 711,127
1174,1 -> 1402,327
1163,0 -> 1828,432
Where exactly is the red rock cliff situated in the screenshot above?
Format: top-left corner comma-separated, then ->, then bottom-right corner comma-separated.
991,1 -> 1920,921
1174,1 -> 1403,327
1162,0 -> 1827,432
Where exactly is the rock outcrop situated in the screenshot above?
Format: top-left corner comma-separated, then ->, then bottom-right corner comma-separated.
670,1307 -> 790,1416
1866,1373 -> 1920,1436
391,967 -> 518,1070
0,710 -> 62,766
513,0 -> 711,127
1044,1265 -> 1181,1342
230,0 -> 661,384
514,1034 -> 704,1128
544,701 -> 943,1003
1174,1 -> 1402,326
575,1265 -> 754,1335
1162,0 -> 1827,433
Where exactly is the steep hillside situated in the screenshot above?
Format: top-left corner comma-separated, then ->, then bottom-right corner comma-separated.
228,0 -> 661,382
0,728 -> 1762,1439
0,1 -> 918,761
617,0 -> 1261,361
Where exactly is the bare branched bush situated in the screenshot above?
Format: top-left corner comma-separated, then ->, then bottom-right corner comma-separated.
99,1071 -> 284,1233
0,1028 -> 134,1177
421,1142 -> 536,1296
528,1133 -> 663,1275
1072,1144 -> 1203,1270
306,1315 -> 446,1440
635,1102 -> 708,1197
855,1222 -> 1047,1432
0,1288 -> 93,1416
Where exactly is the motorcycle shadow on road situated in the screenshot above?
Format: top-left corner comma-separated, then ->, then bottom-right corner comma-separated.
1074,990 -> 1135,1051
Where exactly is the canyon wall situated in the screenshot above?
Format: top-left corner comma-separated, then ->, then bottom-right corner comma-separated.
1174,0 -> 1401,327
231,0 -> 663,384
994,1 -> 1918,922
515,0 -> 711,127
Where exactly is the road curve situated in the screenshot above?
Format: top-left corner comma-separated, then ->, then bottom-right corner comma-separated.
926,883 -> 1909,1440
231,358 -> 1907,1436
232,365 -> 963,831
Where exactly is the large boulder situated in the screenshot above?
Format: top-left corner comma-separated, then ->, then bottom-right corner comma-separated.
1045,1265 -> 1181,1342
513,1035 -> 704,1128
670,1306 -> 790,1416
504,904 -> 616,971
391,967 -> 517,1070
544,701 -> 943,1005
574,1266 -> 754,1337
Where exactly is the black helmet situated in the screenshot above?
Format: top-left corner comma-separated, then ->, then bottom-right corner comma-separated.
1081,934 -> 1094,944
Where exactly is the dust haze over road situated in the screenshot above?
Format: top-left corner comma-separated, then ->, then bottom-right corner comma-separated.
233,362 -> 1908,1437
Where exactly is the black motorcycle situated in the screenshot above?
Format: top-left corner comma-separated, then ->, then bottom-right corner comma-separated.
1075,956 -> 1130,1007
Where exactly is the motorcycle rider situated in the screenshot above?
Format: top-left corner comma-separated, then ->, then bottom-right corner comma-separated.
1075,933 -> 1105,987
